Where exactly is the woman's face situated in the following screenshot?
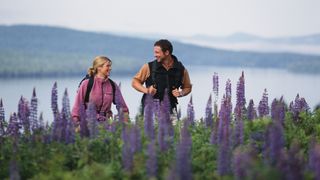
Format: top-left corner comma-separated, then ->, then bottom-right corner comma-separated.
98,60 -> 112,77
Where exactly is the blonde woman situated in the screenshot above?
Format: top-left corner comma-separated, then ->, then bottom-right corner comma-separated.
72,56 -> 129,123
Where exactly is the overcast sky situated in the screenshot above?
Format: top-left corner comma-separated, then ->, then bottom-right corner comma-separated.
1,0 -> 320,37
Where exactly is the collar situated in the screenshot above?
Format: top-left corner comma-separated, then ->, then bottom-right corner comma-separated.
154,55 -> 180,70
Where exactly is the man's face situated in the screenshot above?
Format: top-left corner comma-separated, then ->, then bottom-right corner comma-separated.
154,46 -> 168,62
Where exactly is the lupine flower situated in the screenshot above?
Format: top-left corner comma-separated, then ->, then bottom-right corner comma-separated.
0,99 -> 5,136
38,112 -> 44,131
144,94 -> 155,140
264,122 -> 285,166
86,102 -> 98,139
234,106 -> 244,147
146,140 -> 157,178
187,96 -> 195,126
43,121 -> 51,144
247,99 -> 257,121
213,72 -> 219,100
122,125 -> 133,171
51,82 -> 60,141
258,89 -> 269,117
225,79 -> 232,102
217,96 -> 232,175
289,94 -> 310,122
7,113 -> 20,137
235,71 -> 246,114
233,147 -> 255,180
158,90 -> 173,152
308,139 -> 320,180
30,88 -> 38,133
176,119 -> 192,180
65,116 -> 75,144
271,97 -> 286,124
285,141 -> 304,180
79,103 -> 89,138
51,82 -> 59,116
205,94 -> 213,128
130,124 -> 142,154
62,88 -> 71,117
18,96 -> 31,135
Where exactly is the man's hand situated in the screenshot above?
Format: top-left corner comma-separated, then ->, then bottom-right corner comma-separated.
147,86 -> 157,96
172,88 -> 183,97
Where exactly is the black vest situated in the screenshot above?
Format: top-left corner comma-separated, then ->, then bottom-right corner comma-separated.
145,55 -> 185,110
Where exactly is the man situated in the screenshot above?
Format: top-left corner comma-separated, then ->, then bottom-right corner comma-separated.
132,39 -> 192,113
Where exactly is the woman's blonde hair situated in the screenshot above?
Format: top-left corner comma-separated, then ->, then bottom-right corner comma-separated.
87,56 -> 112,77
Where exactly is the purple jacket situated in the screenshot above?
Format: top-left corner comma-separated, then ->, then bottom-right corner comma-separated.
72,76 -> 129,120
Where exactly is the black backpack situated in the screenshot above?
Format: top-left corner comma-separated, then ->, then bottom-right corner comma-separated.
78,74 -> 116,105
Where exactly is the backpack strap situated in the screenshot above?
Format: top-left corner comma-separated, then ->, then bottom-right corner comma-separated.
84,75 -> 94,104
108,78 -> 116,104
148,60 -> 158,87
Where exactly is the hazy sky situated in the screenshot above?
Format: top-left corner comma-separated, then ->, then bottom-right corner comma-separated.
1,0 -> 320,37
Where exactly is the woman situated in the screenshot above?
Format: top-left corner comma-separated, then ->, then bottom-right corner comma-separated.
72,56 -> 129,123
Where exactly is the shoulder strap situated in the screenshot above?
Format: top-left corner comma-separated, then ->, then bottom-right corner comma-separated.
148,60 -> 157,86
108,78 -> 116,104
84,75 -> 94,104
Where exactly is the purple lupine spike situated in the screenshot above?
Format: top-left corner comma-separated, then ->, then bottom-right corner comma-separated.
79,103 -> 89,138
51,82 -> 59,116
213,72 -> 219,101
86,102 -> 98,139
38,112 -> 44,131
144,94 -> 155,140
234,106 -> 244,147
130,124 -> 142,154
7,113 -> 20,137
264,122 -> 285,166
0,99 -> 5,136
176,119 -> 192,180
18,96 -> 30,135
65,117 -> 75,144
122,125 -> 133,171
43,121 -> 51,144
308,141 -> 320,180
271,97 -> 286,124
225,79 -> 232,102
153,99 -> 160,118
247,99 -> 257,121
235,71 -> 246,115
158,90 -> 173,152
258,89 -> 269,118
285,141 -> 304,180
217,96 -> 232,175
146,140 -> 157,178
233,147 -> 255,180
205,94 -> 213,128
187,95 -> 195,126
290,94 -> 310,122
62,88 -> 71,116
30,88 -> 38,132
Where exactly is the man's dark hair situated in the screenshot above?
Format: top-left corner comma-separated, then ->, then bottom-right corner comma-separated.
154,39 -> 173,54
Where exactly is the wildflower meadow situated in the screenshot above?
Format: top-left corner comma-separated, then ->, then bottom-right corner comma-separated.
1,72 -> 320,179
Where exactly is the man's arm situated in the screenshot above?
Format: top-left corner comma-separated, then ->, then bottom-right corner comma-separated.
131,63 -> 157,95
132,78 -> 148,94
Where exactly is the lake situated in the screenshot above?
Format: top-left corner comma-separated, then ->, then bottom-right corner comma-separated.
1,66 -> 320,123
